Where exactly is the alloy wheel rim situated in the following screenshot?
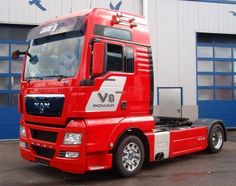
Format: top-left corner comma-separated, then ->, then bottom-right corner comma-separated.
212,128 -> 223,149
122,142 -> 141,172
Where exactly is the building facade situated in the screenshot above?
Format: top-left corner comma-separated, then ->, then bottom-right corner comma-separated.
148,0 -> 236,128
0,0 -> 236,139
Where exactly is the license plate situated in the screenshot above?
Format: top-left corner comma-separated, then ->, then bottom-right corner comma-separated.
36,157 -> 49,166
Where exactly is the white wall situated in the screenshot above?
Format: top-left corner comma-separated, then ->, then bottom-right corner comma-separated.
148,0 -> 236,119
0,0 -> 143,25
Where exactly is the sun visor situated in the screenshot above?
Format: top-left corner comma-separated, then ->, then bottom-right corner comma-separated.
27,16 -> 86,41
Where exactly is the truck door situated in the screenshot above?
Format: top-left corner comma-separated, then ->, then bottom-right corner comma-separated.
158,87 -> 182,117
85,40 -> 133,117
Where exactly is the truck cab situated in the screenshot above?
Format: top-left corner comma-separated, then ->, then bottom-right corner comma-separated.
17,8 -> 226,177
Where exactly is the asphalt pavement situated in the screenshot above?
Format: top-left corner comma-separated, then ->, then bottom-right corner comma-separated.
0,131 -> 236,186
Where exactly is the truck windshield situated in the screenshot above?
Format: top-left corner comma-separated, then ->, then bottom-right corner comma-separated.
24,31 -> 84,81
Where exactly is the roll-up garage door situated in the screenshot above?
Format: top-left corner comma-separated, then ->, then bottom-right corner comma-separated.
197,33 -> 236,128
0,25 -> 34,139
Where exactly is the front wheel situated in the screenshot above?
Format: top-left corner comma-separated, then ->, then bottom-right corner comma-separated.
114,135 -> 145,177
208,124 -> 224,153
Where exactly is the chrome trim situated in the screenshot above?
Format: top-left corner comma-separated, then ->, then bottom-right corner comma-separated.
25,94 -> 65,98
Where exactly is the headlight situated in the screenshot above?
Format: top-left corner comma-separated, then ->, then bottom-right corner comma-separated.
20,126 -> 26,137
20,141 -> 29,149
65,152 -> 80,158
63,133 -> 82,145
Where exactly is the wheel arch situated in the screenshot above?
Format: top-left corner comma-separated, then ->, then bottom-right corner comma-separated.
192,119 -> 227,142
111,128 -> 150,164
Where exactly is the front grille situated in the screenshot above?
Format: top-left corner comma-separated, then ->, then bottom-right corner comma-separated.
25,95 -> 64,117
32,145 -> 55,159
31,129 -> 57,143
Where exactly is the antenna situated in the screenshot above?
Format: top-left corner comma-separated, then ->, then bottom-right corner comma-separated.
70,0 -> 72,13
70,6 -> 72,13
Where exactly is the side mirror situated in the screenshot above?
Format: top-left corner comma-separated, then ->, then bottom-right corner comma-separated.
12,50 -> 20,60
12,50 -> 27,60
92,43 -> 105,77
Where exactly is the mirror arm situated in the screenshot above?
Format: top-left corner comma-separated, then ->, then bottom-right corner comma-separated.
18,51 -> 32,58
18,51 -> 25,55
26,52 -> 32,58
90,38 -> 101,45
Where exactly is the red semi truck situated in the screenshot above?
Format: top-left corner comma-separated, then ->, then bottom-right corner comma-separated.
13,8 -> 227,177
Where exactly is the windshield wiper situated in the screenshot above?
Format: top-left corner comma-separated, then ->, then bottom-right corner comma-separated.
41,75 -> 69,81
25,76 -> 43,82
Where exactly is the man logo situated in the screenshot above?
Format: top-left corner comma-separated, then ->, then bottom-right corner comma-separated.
34,102 -> 50,113
97,93 -> 115,103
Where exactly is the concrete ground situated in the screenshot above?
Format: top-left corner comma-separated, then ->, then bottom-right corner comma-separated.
0,131 -> 236,186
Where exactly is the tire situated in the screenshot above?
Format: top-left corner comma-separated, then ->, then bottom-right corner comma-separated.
114,135 -> 145,177
208,124 -> 224,153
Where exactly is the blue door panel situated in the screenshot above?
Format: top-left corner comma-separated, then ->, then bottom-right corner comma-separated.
198,101 -> 236,128
0,107 -> 20,139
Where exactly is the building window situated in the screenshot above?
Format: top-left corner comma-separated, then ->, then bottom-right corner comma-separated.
197,60 -> 213,72
215,61 -> 232,72
0,60 -> 9,73
198,75 -> 213,86
198,89 -> 214,101
214,47 -> 231,58
0,94 -> 9,106
197,46 -> 213,58
0,44 -> 9,56
215,75 -> 232,86
215,89 -> 233,100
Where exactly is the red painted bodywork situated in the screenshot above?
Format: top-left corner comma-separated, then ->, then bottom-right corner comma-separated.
169,127 -> 208,158
92,43 -> 105,76
19,8 -> 209,174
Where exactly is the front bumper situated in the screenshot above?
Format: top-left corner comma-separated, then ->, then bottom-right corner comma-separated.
20,119 -> 87,174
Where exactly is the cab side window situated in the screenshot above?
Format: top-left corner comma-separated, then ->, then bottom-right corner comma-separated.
105,43 -> 134,73
106,44 -> 123,72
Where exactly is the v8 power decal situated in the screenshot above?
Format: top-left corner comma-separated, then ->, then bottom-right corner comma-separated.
86,76 -> 127,112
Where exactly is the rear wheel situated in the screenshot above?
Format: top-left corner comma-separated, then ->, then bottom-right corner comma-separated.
208,124 -> 224,153
114,135 -> 145,177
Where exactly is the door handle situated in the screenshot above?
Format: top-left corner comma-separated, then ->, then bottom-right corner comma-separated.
176,109 -> 181,113
121,101 -> 127,110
